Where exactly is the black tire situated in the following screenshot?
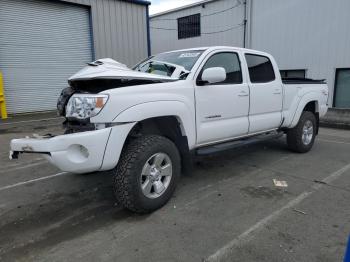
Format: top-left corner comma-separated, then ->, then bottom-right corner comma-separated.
287,111 -> 317,153
113,135 -> 181,213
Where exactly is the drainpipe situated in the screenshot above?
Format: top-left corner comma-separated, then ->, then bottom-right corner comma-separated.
146,5 -> 151,56
243,0 -> 247,48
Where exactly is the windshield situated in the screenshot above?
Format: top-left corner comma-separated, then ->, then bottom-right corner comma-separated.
136,61 -> 176,77
133,50 -> 204,76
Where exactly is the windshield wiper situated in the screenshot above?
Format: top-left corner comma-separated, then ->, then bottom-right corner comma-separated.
179,71 -> 190,80
163,63 -> 173,76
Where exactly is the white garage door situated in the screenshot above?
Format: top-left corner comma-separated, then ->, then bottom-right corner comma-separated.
0,0 -> 92,114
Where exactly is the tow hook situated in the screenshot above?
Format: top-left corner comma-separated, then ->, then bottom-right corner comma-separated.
9,150 -> 19,160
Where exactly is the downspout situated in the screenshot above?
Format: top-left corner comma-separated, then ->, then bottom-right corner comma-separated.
146,5 -> 151,56
243,0 -> 247,48
88,7 -> 96,60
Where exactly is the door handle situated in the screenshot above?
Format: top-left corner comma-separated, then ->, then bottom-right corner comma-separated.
273,89 -> 281,95
238,91 -> 248,97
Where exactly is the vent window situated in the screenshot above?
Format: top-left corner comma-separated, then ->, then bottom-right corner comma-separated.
177,14 -> 201,39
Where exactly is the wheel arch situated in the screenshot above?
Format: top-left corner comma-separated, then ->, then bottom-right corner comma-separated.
303,101 -> 320,134
289,92 -> 322,129
125,116 -> 193,175
113,101 -> 195,148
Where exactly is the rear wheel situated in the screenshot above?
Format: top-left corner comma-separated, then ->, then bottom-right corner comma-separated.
287,111 -> 317,153
113,135 -> 181,213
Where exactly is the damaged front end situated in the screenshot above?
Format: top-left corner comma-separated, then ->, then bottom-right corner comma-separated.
9,58 -> 179,173
10,127 -> 114,173
57,58 -> 179,133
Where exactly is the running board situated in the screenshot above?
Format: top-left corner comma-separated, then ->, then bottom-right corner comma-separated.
196,131 -> 284,155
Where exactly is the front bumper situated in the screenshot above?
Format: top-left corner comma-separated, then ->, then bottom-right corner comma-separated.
10,123 -> 135,173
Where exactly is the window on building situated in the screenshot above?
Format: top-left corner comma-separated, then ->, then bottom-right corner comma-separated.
334,68 -> 350,108
199,52 -> 242,84
245,54 -> 275,83
177,14 -> 201,39
280,69 -> 306,78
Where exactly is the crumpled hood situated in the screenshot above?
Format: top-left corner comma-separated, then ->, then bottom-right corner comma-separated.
68,58 -> 176,82
58,58 -> 181,115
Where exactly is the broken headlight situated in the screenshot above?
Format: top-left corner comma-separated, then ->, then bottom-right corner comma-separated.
66,94 -> 108,120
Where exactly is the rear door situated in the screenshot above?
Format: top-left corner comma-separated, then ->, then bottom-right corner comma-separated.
195,51 -> 249,145
244,53 -> 283,133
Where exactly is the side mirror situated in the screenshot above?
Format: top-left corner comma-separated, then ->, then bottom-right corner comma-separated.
200,67 -> 226,84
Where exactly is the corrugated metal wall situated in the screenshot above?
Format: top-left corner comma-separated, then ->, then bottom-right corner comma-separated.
0,0 -> 92,113
0,0 -> 149,114
65,0 -> 149,66
248,0 -> 350,106
150,0 -> 244,54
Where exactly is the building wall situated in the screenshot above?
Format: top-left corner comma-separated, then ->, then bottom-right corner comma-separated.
0,0 -> 149,114
150,0 -> 244,54
0,0 -> 94,113
64,0 -> 149,66
247,0 -> 350,106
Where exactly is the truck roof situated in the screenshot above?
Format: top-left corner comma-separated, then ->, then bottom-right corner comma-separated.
161,46 -> 270,56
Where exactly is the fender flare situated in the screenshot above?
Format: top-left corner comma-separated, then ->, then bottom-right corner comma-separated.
289,92 -> 322,128
113,101 -> 196,148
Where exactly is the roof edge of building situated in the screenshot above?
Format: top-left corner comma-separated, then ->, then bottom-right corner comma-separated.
123,0 -> 151,6
150,0 -> 219,18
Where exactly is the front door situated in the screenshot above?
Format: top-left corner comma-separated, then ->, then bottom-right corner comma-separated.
244,53 -> 283,133
195,51 -> 249,145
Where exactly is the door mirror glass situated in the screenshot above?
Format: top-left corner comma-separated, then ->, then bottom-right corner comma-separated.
201,67 -> 226,84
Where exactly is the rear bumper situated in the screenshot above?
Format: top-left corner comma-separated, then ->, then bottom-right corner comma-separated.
10,123 -> 135,173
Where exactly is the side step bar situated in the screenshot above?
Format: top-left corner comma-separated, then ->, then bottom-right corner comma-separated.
196,131 -> 284,156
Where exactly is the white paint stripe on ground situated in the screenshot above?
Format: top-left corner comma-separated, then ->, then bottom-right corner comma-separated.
318,138 -> 350,145
1,157 -> 42,168
185,190 -> 218,208
0,172 -> 69,192
206,163 -> 350,262
0,117 -> 62,126
1,161 -> 47,174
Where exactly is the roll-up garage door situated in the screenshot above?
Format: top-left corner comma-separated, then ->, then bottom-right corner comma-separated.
0,0 -> 92,114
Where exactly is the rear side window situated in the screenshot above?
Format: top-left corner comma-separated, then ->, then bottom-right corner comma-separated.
245,54 -> 275,83
201,52 -> 242,84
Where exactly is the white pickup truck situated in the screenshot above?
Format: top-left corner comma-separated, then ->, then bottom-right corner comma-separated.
10,46 -> 328,213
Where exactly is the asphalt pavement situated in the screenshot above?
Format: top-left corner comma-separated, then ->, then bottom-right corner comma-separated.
0,116 -> 349,262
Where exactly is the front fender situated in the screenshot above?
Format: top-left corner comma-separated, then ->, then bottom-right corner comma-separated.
113,101 -> 196,149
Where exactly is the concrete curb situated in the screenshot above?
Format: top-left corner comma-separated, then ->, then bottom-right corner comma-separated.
0,111 -> 58,124
320,108 -> 350,130
320,121 -> 350,130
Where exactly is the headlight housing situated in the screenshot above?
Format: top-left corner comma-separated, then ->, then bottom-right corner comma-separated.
66,94 -> 108,120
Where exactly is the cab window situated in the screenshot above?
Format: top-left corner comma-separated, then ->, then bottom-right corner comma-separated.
200,52 -> 242,84
245,54 -> 275,83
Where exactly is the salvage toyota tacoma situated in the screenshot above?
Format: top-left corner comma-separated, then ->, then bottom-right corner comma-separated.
10,47 -> 329,213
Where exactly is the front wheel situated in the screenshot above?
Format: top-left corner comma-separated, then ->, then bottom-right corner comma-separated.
113,135 -> 181,213
287,111 -> 317,153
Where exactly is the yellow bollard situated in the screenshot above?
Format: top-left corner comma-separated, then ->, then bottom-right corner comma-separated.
0,71 -> 8,119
